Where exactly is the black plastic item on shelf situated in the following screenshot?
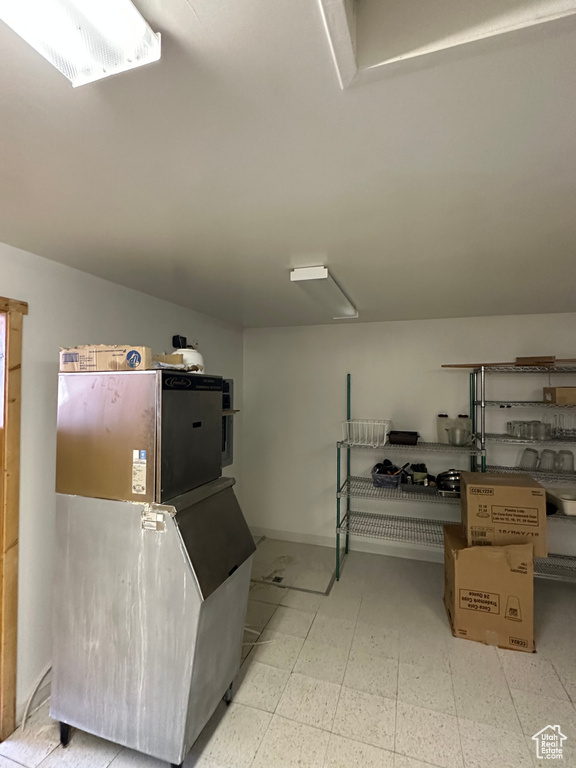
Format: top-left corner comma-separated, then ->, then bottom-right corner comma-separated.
372,470 -> 402,488
388,430 -> 419,446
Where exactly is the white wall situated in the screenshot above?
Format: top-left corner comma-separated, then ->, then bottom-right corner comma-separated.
0,241 -> 243,713
243,313 -> 576,559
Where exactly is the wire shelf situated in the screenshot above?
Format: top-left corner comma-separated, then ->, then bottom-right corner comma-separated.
534,554 -> 576,582
338,511 -> 449,547
339,513 -> 576,580
480,401 -> 576,409
485,465 -> 576,484
338,476 -> 460,505
482,433 -> 576,446
339,440 -> 480,455
548,511 -> 576,523
483,366 -> 576,374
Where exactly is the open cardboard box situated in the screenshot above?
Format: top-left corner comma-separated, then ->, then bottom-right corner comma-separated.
444,525 -> 534,652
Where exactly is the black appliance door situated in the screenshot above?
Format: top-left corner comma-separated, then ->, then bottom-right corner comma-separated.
160,373 -> 222,501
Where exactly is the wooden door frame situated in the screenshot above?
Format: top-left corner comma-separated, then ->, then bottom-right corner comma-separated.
0,296 -> 27,740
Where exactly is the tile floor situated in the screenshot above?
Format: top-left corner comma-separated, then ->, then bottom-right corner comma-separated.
2,550 -> 576,768
249,538 -> 336,593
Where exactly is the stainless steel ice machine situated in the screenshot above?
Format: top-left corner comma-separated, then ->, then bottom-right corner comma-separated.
50,478 -> 255,766
56,370 -> 223,503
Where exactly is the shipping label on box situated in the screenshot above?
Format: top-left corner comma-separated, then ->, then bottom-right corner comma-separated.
60,345 -> 153,372
443,525 -> 534,652
460,472 -> 547,557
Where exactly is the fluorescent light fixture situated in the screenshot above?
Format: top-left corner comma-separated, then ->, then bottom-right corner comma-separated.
290,266 -> 358,319
0,0 -> 161,87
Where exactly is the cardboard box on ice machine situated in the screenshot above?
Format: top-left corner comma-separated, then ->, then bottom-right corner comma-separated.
460,472 -> 547,557
59,345 -> 153,372
443,525 -> 534,652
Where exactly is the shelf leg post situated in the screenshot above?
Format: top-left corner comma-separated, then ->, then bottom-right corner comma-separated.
336,442 -> 341,580
345,374 -> 351,555
470,371 -> 477,472
480,366 -> 487,472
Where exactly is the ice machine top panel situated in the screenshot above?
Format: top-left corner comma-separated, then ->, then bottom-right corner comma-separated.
175,486 -> 256,600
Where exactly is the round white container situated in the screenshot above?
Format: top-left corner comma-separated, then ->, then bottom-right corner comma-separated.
176,348 -> 205,371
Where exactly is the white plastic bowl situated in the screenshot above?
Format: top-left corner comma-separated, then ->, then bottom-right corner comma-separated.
546,488 -> 576,516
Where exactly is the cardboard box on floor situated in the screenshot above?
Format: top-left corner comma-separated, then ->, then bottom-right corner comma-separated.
460,472 -> 547,557
443,525 -> 534,652
60,345 -> 153,372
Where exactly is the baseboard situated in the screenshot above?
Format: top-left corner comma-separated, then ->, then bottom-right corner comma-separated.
249,526 -> 443,564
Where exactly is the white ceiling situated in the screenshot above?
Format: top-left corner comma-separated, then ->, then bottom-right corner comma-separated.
356,0 -> 576,69
0,0 -> 576,327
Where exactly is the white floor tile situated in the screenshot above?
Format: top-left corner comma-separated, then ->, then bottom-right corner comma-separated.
241,629 -> 255,663
399,633 -> 450,675
558,674 -> 576,703
307,615 -> 356,651
266,606 -> 315,639
0,758 -> 28,768
250,630 -> 305,671
498,650 -> 569,701
332,687 -> 395,751
327,578 -> 365,601
0,704 -> 59,768
352,623 -> 399,660
35,729 -> 122,768
185,753 -> 241,768
293,640 -> 349,685
276,673 -> 340,731
395,702 -> 463,768
234,661 -> 290,713
251,715 -> 329,768
398,661 -> 456,716
323,733 -> 394,768
192,703 -> 271,768
280,590 -> 323,613
291,570 -> 333,593
452,676 -> 522,732
316,594 -> 361,623
108,747 -> 166,767
447,638 -> 503,682
249,583 -> 286,605
511,688 -> 576,739
342,648 -> 398,700
357,598 -> 398,631
394,755 -> 444,768
245,600 -> 277,634
458,718 -> 532,768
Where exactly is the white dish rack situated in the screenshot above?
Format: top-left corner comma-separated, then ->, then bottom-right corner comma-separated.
342,419 -> 392,448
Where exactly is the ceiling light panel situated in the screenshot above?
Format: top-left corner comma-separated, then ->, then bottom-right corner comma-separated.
0,0 -> 161,87
290,266 -> 358,320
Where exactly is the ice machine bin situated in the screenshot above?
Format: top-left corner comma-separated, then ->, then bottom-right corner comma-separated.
50,477 -> 255,766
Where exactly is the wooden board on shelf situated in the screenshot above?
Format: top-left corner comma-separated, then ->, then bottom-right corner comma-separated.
443,358 -> 576,369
